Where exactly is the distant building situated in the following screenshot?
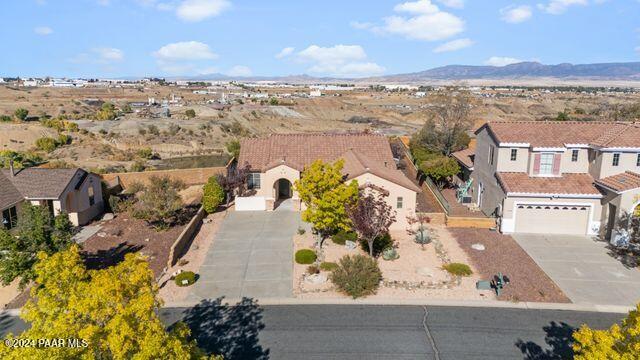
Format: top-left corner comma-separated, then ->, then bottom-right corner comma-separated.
309,90 -> 322,97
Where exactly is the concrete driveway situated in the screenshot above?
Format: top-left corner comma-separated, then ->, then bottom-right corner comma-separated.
513,234 -> 640,306
189,210 -> 302,301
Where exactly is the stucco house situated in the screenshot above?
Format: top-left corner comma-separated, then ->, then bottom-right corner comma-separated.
237,133 -> 421,230
453,121 -> 640,238
0,166 -> 104,229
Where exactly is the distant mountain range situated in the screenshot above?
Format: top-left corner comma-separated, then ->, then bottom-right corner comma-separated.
156,61 -> 640,84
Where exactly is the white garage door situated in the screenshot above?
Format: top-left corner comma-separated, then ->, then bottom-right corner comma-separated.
514,204 -> 590,235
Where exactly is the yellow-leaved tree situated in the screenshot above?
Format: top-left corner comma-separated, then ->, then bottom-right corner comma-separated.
573,303 -> 640,359
0,245 -> 221,360
294,159 -> 359,247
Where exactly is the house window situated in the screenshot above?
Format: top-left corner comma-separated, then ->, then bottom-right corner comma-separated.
636,153 -> 640,167
612,153 -> 620,167
247,173 -> 261,189
571,149 -> 579,162
88,185 -> 95,206
510,149 -> 517,161
488,146 -> 495,165
539,153 -> 555,175
396,197 -> 403,209
2,206 -> 17,230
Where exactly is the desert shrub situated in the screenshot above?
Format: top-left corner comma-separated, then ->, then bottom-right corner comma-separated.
382,247 -> 399,261
174,271 -> 196,287
1,115 -> 13,122
131,175 -> 186,229
124,181 -> 146,195
306,265 -> 320,275
202,176 -> 224,214
330,255 -> 382,298
185,109 -> 196,118
108,196 -> 135,214
332,230 -> 357,245
35,137 -> 58,152
297,227 -> 306,235
319,262 -> 338,272
129,160 -> 146,172
14,108 -> 28,121
442,263 -> 473,277
136,147 -> 153,159
359,233 -> 393,257
295,249 -> 317,264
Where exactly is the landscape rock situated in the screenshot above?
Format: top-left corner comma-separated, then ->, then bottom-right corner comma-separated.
96,232 -> 107,238
471,243 -> 486,251
305,273 -> 328,285
345,240 -> 357,250
101,213 -> 115,221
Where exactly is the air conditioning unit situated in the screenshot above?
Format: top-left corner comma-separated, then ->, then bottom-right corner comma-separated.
461,196 -> 473,204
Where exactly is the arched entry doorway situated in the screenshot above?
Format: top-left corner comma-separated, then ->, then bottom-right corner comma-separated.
274,178 -> 292,201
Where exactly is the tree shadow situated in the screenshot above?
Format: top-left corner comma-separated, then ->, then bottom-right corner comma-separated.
515,321 -> 576,360
82,242 -> 144,270
181,297 -> 269,360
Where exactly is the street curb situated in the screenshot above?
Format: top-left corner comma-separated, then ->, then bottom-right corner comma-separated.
164,298 -> 635,314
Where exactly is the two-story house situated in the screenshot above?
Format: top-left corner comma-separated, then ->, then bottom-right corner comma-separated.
458,121 -> 640,238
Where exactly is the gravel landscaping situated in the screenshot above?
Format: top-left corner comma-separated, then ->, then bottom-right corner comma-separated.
450,228 -> 571,303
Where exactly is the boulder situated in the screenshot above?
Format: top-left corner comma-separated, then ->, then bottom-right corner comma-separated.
471,243 -> 486,251
345,240 -> 357,250
305,273 -> 328,285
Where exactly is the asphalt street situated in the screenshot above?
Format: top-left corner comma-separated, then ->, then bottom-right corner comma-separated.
0,304 -> 625,359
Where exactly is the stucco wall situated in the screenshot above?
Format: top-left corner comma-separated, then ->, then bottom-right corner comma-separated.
256,165 -> 301,200
561,148 -> 590,174
353,173 -> 417,231
471,129 -> 506,216
497,147 -> 528,173
597,152 -> 640,179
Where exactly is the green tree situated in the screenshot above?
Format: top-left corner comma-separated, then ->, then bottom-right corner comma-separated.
202,176 -> 225,214
14,108 -> 28,121
0,245 -> 220,359
132,176 -> 186,229
419,155 -> 460,189
225,139 -> 240,159
185,109 -> 196,118
96,102 -> 117,120
573,303 -> 640,359
35,137 -> 59,152
0,204 -> 74,288
556,111 -> 570,121
294,159 -> 359,247
269,97 -> 279,106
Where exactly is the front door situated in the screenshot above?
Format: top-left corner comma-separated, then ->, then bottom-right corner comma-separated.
278,180 -> 291,199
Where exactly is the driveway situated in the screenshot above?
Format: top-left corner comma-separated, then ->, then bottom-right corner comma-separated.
513,234 -> 640,306
189,210 -> 302,301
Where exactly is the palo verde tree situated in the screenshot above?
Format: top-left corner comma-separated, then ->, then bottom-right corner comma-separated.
0,245 -> 221,359
0,204 -> 74,289
346,189 -> 396,257
572,303 -> 640,359
294,159 -> 359,248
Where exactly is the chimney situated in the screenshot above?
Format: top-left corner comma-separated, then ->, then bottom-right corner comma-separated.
9,159 -> 15,177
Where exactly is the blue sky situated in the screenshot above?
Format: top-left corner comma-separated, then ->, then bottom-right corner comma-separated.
1,0 -> 639,78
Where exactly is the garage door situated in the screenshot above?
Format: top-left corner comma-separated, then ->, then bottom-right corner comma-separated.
514,204 -> 590,235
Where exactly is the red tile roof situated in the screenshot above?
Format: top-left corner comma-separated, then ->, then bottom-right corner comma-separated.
496,172 -> 602,196
451,148 -> 475,169
479,121 -> 640,148
239,133 -> 420,192
595,171 -> 640,193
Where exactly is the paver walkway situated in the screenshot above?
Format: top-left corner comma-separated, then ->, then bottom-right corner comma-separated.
188,210 -> 301,300
513,233 -> 640,306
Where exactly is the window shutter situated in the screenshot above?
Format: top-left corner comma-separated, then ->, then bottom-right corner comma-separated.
533,154 -> 541,175
552,153 -> 561,175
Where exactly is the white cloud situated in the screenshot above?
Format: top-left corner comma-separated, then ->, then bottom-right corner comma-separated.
176,0 -> 230,22
275,47 -> 295,59
537,0 -> 588,15
225,65 -> 252,77
153,41 -> 218,60
350,21 -> 374,30
500,5 -> 532,23
34,26 -> 53,35
93,47 -> 124,62
436,0 -> 464,8
484,56 -> 522,67
293,45 -> 385,78
153,41 -> 218,74
360,0 -> 464,42
433,38 -> 473,53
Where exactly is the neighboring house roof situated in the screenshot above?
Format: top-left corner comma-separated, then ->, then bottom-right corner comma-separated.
239,133 -> 420,192
595,171 -> 640,193
0,172 -> 24,210
0,168 -> 85,200
496,172 -> 602,196
451,148 -> 475,169
478,121 -> 640,148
